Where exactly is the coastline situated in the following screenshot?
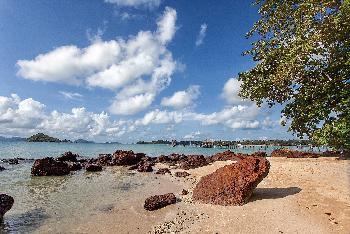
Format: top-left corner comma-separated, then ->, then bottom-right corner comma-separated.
28,157 -> 350,234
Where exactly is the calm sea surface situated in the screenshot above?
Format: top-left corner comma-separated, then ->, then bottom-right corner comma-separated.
0,142 -> 324,233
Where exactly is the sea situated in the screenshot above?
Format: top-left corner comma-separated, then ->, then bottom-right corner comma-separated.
0,142 -> 325,233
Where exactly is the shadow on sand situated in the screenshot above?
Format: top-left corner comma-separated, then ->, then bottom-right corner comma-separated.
250,187 -> 302,202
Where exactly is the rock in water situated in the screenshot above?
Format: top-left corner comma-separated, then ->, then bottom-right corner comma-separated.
112,150 -> 143,166
193,156 -> 270,206
0,166 -> 5,171
0,194 -> 14,220
31,157 -> 70,176
144,193 -> 176,211
86,164 -> 103,172
56,151 -> 79,162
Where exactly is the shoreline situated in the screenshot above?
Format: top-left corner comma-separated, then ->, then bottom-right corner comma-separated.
1,150 -> 349,234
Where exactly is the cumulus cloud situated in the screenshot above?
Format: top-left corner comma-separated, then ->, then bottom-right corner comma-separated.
135,109 -> 183,126
105,0 -> 161,8
0,94 -> 131,139
161,85 -> 200,109
59,91 -> 83,100
190,105 -> 260,129
220,78 -> 250,105
195,23 -> 207,47
17,7 -> 178,116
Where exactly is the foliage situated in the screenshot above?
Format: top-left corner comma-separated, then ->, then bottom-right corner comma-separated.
239,0 -> 350,150
27,133 -> 61,142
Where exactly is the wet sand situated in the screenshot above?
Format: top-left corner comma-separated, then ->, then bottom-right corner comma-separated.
31,157 -> 350,234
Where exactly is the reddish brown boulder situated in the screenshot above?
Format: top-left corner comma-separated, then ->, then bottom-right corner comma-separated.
193,156 -> 270,206
95,154 -> 114,166
182,189 -> 188,195
0,194 -> 14,220
112,150 -> 143,166
137,162 -> 153,172
155,168 -> 171,174
174,171 -> 190,178
271,148 -> 320,158
86,163 -> 103,172
179,155 -> 208,170
56,151 -> 79,162
67,162 -> 82,171
144,193 -> 176,211
31,157 -> 70,176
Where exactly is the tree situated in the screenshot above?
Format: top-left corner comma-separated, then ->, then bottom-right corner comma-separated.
239,0 -> 350,152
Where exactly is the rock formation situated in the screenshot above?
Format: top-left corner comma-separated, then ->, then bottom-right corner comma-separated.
86,164 -> 103,172
31,157 -> 70,176
193,156 -> 270,206
0,194 -> 14,220
144,193 -> 177,211
271,148 -> 320,158
174,171 -> 190,177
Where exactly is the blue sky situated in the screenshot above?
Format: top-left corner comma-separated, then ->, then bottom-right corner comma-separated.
0,0 -> 292,142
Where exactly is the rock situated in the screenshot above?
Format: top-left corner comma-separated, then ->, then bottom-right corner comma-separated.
0,166 -> 5,171
179,155 -> 208,170
155,155 -> 170,163
182,189 -> 188,195
193,156 -> 270,206
86,164 -> 103,172
208,151 -> 244,163
0,194 -> 14,220
155,168 -> 171,174
67,162 -> 82,171
144,193 -> 177,211
174,171 -> 190,178
96,154 -> 114,166
8,158 -> 19,165
56,151 -> 78,162
113,150 -> 143,166
251,151 -> 267,157
271,148 -> 320,158
31,157 -> 70,176
137,162 -> 153,172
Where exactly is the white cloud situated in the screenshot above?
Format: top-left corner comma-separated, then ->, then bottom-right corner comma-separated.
105,0 -> 161,8
161,85 -> 200,109
135,109 -> 183,125
59,91 -> 83,100
184,131 -> 201,139
17,41 -> 121,85
17,7 -> 178,116
195,23 -> 207,47
220,78 -> 250,105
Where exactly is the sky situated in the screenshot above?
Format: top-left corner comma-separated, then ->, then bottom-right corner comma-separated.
0,0 -> 293,143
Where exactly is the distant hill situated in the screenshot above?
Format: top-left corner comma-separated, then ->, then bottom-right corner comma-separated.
104,141 -> 121,144
74,139 -> 95,143
0,136 -> 26,142
27,133 -> 61,142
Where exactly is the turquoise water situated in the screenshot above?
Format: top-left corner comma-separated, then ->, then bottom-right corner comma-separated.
0,141 -> 323,159
0,142 -> 325,233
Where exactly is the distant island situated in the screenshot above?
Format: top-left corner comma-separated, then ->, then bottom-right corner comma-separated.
26,133 -> 95,143
27,133 -> 62,142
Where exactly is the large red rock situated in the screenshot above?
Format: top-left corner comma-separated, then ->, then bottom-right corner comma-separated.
31,157 -> 70,176
0,194 -> 14,220
193,156 -> 270,206
112,150 -> 143,166
271,148 -> 320,158
144,193 -> 176,211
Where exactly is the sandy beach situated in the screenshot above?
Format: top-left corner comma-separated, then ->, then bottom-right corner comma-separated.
29,156 -> 349,234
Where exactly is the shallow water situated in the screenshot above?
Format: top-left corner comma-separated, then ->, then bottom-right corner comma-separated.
0,142 -> 326,233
